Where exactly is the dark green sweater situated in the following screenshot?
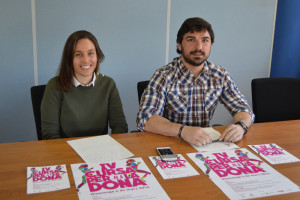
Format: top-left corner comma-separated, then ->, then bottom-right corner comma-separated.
41,73 -> 128,139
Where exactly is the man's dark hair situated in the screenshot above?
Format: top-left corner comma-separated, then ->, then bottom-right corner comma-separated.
176,17 -> 215,54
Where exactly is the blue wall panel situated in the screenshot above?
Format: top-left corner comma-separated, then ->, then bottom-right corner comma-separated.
0,0 -> 36,142
270,0 -> 300,78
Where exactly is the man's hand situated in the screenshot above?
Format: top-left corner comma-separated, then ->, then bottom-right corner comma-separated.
219,124 -> 244,142
181,126 -> 212,146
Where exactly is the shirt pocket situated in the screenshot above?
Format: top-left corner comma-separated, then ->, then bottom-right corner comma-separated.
166,91 -> 188,113
204,87 -> 222,111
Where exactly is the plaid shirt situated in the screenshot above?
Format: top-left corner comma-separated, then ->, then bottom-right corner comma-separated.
136,57 -> 254,131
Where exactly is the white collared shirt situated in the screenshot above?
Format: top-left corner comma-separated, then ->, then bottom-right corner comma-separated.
73,73 -> 96,87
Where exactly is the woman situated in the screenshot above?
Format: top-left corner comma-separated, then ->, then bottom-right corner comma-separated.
41,30 -> 128,139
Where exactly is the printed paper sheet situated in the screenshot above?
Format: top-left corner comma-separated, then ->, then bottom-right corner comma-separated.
187,148 -> 300,199
249,143 -> 300,164
191,127 -> 240,152
67,135 -> 134,164
149,154 -> 199,179
27,164 -> 70,194
71,157 -> 170,200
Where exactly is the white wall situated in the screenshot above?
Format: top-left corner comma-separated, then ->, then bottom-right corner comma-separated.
0,0 -> 276,143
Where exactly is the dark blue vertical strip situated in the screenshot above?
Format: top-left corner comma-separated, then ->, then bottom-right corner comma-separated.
270,0 -> 300,78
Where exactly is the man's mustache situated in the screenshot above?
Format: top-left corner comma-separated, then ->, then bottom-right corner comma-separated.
190,50 -> 205,55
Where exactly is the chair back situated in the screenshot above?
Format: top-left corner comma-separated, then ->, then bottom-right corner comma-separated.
30,85 -> 46,140
137,80 -> 149,103
251,78 -> 300,123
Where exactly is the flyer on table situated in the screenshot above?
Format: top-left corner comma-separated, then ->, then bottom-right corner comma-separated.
71,157 -> 170,200
149,154 -> 199,179
192,127 -> 239,152
249,143 -> 300,164
27,164 -> 70,194
187,148 -> 300,199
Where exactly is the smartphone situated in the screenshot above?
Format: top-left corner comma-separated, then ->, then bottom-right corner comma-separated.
156,147 -> 177,162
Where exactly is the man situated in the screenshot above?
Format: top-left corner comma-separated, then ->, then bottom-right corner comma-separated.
136,17 -> 254,146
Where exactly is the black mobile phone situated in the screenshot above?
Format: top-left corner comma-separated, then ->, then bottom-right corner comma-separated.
156,147 -> 177,162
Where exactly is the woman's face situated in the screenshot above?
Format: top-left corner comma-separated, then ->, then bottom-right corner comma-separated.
73,38 -> 97,84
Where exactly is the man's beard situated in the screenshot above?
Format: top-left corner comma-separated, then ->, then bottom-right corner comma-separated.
182,49 -> 208,67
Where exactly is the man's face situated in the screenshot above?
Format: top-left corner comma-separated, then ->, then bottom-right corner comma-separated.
177,30 -> 212,68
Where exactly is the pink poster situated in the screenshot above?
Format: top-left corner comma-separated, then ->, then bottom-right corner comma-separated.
149,154 -> 199,179
188,148 -> 300,199
71,157 -> 170,200
249,143 -> 300,164
27,164 -> 70,194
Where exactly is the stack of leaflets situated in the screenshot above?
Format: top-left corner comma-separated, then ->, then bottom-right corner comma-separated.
149,154 -> 199,179
27,164 -> 70,194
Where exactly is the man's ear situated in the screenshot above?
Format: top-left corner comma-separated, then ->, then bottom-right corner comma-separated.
177,42 -> 182,51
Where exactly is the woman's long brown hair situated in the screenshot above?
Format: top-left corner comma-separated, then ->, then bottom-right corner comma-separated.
56,30 -> 104,92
